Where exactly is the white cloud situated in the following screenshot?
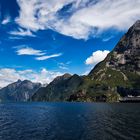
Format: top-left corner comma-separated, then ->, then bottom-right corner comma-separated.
59,66 -> 68,70
1,16 -> 10,25
35,53 -> 62,60
0,68 -> 63,87
15,46 -> 62,61
58,62 -> 70,70
16,0 -> 74,31
85,50 -> 110,65
16,47 -> 45,56
31,68 -> 62,84
9,36 -> 23,40
102,36 -> 114,42
10,28 -> 35,37
15,0 -> 140,39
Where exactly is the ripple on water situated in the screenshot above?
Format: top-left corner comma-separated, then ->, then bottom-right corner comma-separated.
0,102 -> 140,140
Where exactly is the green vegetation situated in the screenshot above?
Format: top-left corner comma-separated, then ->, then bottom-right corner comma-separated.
32,21 -> 140,102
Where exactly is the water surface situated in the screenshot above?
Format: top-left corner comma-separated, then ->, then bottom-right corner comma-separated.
0,102 -> 140,140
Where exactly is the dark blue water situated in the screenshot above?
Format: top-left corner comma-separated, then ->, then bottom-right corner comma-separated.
0,103 -> 140,140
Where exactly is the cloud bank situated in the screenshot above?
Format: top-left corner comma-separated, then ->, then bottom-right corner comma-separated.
0,68 -> 63,87
15,0 -> 140,39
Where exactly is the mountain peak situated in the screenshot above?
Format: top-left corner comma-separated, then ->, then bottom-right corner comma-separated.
22,80 -> 32,83
53,73 -> 71,81
127,20 -> 140,34
17,79 -> 22,83
62,73 -> 72,78
89,20 -> 140,85
32,21 -> 140,102
133,20 -> 140,27
0,79 -> 41,102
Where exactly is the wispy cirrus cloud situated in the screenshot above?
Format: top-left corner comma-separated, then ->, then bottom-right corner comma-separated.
9,28 -> 35,37
16,47 -> 45,56
35,53 -> 62,61
15,0 -> 74,31
15,46 -> 62,61
8,36 -> 23,40
1,16 -> 11,25
58,61 -> 71,70
15,0 -> 140,39
102,36 -> 114,42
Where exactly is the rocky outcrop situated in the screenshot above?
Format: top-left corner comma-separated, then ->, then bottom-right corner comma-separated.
0,80 -> 41,102
107,20 -> 140,73
88,20 -> 140,91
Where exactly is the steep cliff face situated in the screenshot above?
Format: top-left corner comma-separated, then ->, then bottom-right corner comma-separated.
68,20 -> 140,102
76,20 -> 140,101
32,74 -> 83,101
112,20 -> 140,72
89,20 -> 140,88
0,80 -> 41,102
32,20 -> 140,102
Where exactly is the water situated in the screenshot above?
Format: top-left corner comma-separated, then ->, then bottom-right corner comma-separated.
0,102 -> 140,140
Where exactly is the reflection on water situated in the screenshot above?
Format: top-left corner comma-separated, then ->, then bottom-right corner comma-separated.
0,102 -> 140,140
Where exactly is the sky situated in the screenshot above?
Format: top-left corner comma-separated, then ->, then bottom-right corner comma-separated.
0,0 -> 140,87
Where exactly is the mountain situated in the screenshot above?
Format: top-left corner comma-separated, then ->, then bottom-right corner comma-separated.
31,73 -> 83,101
87,20 -> 140,98
32,20 -> 140,102
0,80 -> 41,102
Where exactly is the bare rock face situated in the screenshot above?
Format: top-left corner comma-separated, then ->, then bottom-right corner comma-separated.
86,20 -> 140,100
0,80 -> 41,102
89,20 -> 140,82
107,20 -> 140,73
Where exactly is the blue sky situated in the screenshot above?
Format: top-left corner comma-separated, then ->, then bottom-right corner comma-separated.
0,0 -> 140,87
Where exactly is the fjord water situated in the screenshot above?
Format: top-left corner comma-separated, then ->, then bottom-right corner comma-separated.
0,103 -> 140,140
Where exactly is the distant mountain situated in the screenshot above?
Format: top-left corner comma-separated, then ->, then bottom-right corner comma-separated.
31,73 -> 83,101
32,20 -> 140,102
0,80 -> 41,102
42,83 -> 48,87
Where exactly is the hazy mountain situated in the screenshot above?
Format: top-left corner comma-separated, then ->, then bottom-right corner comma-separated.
0,80 -> 41,102
32,20 -> 140,102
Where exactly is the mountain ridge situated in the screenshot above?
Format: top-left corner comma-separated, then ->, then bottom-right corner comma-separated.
32,20 -> 140,102
31,74 -> 83,101
1,20 -> 140,102
0,79 -> 41,102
